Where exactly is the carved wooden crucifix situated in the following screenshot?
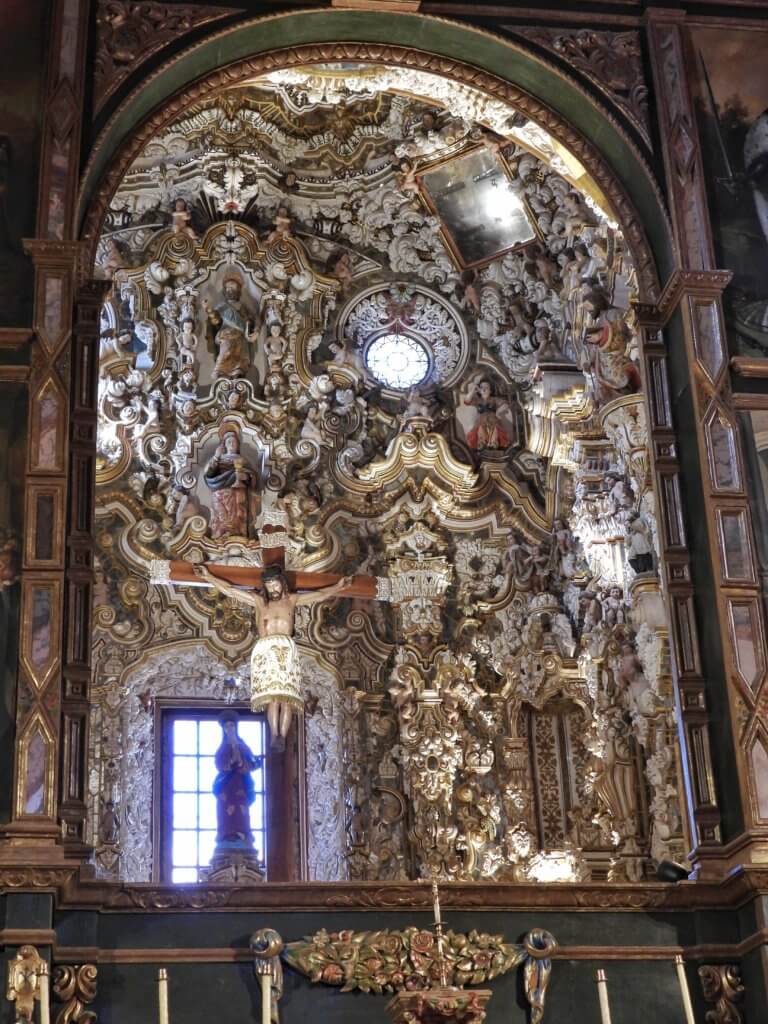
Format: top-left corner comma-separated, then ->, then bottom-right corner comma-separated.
149,518 -> 385,747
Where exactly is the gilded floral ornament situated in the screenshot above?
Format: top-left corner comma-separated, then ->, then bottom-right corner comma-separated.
282,926 -> 555,1000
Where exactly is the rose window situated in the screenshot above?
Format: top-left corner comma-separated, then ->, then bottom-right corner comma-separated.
365,333 -> 431,389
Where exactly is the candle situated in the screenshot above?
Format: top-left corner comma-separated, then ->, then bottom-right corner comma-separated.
260,972 -> 271,1024
158,968 -> 169,1024
595,969 -> 612,1024
38,963 -> 50,1024
675,956 -> 696,1024
431,880 -> 442,925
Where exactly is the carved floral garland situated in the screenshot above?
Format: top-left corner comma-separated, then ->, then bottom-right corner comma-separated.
284,926 -> 534,993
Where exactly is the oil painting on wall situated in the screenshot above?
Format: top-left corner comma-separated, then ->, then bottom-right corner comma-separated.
691,26 -> 768,356
0,0 -> 47,326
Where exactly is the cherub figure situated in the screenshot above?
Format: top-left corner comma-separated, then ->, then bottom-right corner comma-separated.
463,377 -> 511,451
265,323 -> 288,371
267,205 -> 292,243
327,249 -> 354,292
178,317 -> 198,367
397,157 -> 420,194
455,267 -> 481,314
171,197 -> 197,239
101,237 -> 127,279
601,586 -> 625,627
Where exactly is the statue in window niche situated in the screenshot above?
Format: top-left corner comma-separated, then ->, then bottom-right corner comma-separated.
213,710 -> 263,847
463,376 -> 512,451
204,271 -> 260,380
203,421 -> 263,539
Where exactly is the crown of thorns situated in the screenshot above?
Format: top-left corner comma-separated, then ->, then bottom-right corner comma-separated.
262,565 -> 287,583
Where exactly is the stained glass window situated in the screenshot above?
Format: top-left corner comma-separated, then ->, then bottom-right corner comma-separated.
365,332 -> 430,389
162,711 -> 267,883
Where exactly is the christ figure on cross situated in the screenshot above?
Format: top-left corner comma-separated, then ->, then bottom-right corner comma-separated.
194,563 -> 354,749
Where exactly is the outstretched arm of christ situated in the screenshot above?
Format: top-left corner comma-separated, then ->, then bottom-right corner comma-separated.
295,575 -> 354,606
193,564 -> 264,609
153,560 -> 381,599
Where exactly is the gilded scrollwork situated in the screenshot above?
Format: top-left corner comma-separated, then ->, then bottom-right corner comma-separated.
52,965 -> 98,1024
698,964 -> 744,1024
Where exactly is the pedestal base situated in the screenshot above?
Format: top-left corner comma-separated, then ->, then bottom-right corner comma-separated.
201,843 -> 264,884
385,988 -> 492,1024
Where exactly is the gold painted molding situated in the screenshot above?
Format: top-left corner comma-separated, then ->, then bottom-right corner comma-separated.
0,366 -> 30,382
0,329 -> 34,351
730,357 -> 768,381
0,930 -> 57,946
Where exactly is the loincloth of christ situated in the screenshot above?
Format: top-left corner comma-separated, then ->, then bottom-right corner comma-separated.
250,634 -> 303,712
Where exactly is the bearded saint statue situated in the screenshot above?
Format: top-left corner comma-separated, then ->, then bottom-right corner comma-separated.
203,271 -> 260,380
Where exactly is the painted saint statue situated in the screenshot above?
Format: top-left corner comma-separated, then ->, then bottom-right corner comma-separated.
203,420 -> 262,539
213,710 -> 263,847
203,271 -> 259,380
194,564 -> 353,749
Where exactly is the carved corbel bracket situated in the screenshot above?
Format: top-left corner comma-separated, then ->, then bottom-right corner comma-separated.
52,964 -> 97,1024
6,946 -> 46,1024
698,964 -> 744,1024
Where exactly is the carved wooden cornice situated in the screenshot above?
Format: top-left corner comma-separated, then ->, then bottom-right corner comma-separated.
634,269 -> 734,328
511,27 -> 650,147
0,329 -> 34,352
0,864 -> 767,912
0,365 -> 31,382
730,357 -> 768,381
94,0 -> 242,113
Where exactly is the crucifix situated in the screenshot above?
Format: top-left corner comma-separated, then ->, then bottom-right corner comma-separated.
150,521 -> 383,750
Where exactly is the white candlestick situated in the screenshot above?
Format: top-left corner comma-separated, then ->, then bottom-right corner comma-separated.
260,971 -> 271,1024
675,956 -> 696,1024
158,968 -> 169,1024
38,963 -> 50,1024
431,880 -> 442,925
595,969 -> 612,1024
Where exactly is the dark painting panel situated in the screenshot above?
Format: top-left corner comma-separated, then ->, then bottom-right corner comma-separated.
0,0 -> 48,326
691,27 -> 768,356
0,383 -> 26,822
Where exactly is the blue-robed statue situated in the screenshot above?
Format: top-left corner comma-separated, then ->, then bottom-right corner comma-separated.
213,710 -> 263,846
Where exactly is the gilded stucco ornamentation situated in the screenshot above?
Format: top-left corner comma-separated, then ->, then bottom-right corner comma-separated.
52,965 -> 98,1024
698,964 -> 744,1024
87,64 -> 682,885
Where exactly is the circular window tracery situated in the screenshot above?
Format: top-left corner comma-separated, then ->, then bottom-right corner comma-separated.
365,333 -> 430,389
337,282 -> 469,393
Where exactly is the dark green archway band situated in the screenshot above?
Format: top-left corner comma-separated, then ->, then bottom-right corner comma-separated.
79,10 -> 673,282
